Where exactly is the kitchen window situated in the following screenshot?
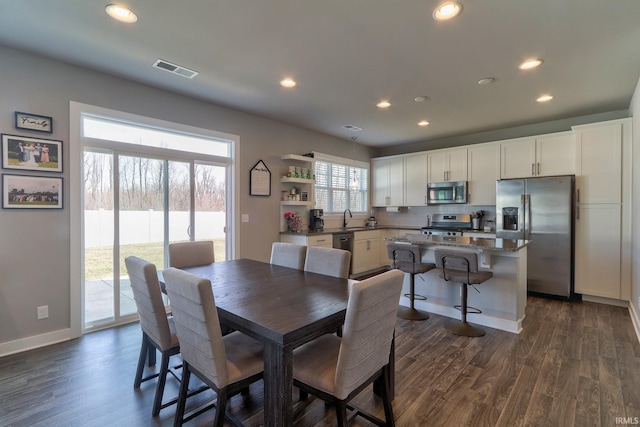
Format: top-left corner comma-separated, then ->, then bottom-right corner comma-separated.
314,155 -> 368,214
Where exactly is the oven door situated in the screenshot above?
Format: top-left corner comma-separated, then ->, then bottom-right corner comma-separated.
427,181 -> 467,204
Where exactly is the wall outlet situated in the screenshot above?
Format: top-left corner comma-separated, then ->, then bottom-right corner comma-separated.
37,305 -> 48,320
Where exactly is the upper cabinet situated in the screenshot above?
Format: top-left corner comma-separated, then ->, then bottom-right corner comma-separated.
371,156 -> 404,206
404,153 -> 428,206
428,148 -> 467,182
500,132 -> 575,179
467,142 -> 500,205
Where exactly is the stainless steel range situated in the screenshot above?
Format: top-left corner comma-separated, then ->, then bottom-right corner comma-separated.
421,213 -> 472,236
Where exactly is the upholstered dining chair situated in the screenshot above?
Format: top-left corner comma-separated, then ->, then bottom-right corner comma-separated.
162,267 -> 264,427
125,256 -> 181,417
270,242 -> 307,270
168,240 -> 215,268
292,269 -> 404,426
304,246 -> 351,279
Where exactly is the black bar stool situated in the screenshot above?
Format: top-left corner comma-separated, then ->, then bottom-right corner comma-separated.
387,243 -> 436,320
435,249 -> 493,337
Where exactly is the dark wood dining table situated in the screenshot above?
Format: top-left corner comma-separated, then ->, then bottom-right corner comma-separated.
164,258 -> 357,427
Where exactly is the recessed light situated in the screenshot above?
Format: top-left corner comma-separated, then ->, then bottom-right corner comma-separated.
105,4 -> 138,23
477,77 -> 495,85
433,2 -> 463,21
536,94 -> 554,103
377,101 -> 391,109
418,121 -> 430,127
518,59 -> 543,70
280,78 -> 297,88
414,96 -> 428,102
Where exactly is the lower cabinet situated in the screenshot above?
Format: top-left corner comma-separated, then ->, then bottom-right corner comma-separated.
280,233 -> 332,248
352,230 -> 381,275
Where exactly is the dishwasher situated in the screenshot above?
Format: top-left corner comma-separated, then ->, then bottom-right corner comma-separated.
332,231 -> 354,273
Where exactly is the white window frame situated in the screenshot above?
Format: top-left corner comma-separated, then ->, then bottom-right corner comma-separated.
313,152 -> 369,214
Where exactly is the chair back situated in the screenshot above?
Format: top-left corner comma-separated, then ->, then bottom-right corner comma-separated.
387,243 -> 422,267
270,242 -> 306,270
125,256 -> 173,350
162,267 -> 231,388
304,246 -> 351,279
434,249 -> 479,272
168,241 -> 215,268
334,269 -> 404,399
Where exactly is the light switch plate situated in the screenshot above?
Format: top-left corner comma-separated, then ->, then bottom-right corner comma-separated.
241,214 -> 249,223
37,305 -> 49,320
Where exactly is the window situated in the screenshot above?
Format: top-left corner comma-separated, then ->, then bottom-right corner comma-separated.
314,156 -> 368,213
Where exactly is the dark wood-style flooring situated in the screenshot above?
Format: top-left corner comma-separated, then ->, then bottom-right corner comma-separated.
1,296 -> 639,426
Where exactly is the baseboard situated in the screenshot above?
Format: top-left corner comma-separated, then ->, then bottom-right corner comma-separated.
630,303 -> 640,345
0,328 -> 71,358
581,294 -> 629,307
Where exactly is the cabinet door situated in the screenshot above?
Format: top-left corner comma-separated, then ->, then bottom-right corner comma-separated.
447,148 -> 468,181
371,158 -> 389,206
574,204 -> 621,298
500,137 -> 536,179
467,143 -> 499,205
535,133 -> 575,177
575,123 -> 622,204
404,154 -> 428,206
427,151 -> 447,182
352,238 -> 380,274
387,157 -> 405,206
307,234 -> 332,248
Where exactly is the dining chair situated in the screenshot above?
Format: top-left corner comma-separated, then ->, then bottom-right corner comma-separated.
162,267 -> 264,427
304,246 -> 351,279
168,240 -> 214,268
292,269 -> 404,426
270,242 -> 306,269
125,256 -> 181,417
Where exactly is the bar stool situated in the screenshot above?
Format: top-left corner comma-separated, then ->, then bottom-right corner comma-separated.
387,243 -> 436,320
434,249 -> 492,337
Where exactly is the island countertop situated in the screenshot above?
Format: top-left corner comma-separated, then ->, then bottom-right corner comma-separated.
389,233 -> 530,252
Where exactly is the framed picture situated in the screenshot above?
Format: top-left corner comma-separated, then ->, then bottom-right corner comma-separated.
15,111 -> 53,133
249,159 -> 271,196
1,134 -> 62,172
2,174 -> 63,209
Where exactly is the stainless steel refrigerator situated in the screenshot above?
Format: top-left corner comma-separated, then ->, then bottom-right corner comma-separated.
496,175 -> 574,298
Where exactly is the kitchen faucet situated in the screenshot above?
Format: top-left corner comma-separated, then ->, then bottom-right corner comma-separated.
343,209 -> 352,228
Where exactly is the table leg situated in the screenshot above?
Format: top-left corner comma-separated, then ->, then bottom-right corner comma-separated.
263,341 -> 293,427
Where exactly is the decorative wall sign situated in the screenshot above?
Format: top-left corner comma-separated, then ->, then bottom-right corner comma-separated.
249,159 -> 271,196
2,174 -> 63,209
15,111 -> 53,134
2,134 -> 63,172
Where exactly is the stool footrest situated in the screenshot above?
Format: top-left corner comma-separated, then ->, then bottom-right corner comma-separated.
404,292 -> 427,301
453,304 -> 482,315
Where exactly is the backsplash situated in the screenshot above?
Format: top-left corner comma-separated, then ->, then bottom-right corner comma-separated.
374,205 -> 497,231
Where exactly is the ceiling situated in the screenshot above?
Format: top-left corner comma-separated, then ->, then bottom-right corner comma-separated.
0,1 -> 639,148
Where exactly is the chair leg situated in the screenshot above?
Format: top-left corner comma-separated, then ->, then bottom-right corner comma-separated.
381,365 -> 396,427
299,388 -> 309,401
152,351 -> 171,417
336,400 -> 348,427
134,335 -> 149,389
397,273 -> 429,321
214,387 -> 228,427
173,363 -> 191,427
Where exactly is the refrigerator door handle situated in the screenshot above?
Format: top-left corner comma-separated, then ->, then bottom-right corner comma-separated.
523,194 -> 531,239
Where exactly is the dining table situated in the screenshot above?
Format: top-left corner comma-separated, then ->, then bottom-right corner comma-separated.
160,258 -> 392,427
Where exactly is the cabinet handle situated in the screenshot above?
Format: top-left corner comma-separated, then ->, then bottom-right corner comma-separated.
531,163 -> 535,176
576,205 -> 580,220
576,189 -> 580,203
316,239 -> 326,243
537,162 -> 540,175
367,240 -> 371,250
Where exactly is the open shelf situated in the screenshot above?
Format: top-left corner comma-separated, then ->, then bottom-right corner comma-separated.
281,201 -> 313,206
281,177 -> 314,184
281,154 -> 314,162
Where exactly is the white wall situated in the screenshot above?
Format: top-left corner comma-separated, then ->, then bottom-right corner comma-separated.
0,45 -> 373,351
629,76 -> 640,336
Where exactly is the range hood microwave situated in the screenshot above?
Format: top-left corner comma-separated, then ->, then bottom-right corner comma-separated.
427,181 -> 468,204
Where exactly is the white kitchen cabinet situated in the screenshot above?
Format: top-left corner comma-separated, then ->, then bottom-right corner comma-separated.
280,233 -> 332,248
371,156 -> 404,206
500,132 -> 574,179
467,142 -> 500,205
428,148 -> 467,182
352,230 -> 381,275
574,204 -> 621,299
403,153 -> 428,206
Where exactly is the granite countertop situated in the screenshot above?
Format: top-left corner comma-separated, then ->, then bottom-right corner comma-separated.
389,233 -> 530,252
280,225 -> 421,236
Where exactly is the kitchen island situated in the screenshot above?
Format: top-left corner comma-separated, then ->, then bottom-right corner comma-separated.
388,234 -> 530,334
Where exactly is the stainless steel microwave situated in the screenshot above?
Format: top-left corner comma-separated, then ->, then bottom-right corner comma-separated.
427,181 -> 468,204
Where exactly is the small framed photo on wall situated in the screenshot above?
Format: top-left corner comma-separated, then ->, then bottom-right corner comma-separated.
2,174 -> 63,209
1,134 -> 63,172
15,111 -> 53,133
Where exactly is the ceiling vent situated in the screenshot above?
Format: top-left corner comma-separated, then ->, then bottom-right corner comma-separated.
342,125 -> 362,132
153,59 -> 198,79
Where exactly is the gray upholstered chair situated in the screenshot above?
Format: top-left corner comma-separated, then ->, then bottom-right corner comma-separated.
434,249 -> 493,337
387,243 -> 436,321
162,267 -> 264,427
125,256 -> 180,417
168,240 -> 214,268
304,246 -> 351,279
270,242 -> 306,270
292,269 -> 404,426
